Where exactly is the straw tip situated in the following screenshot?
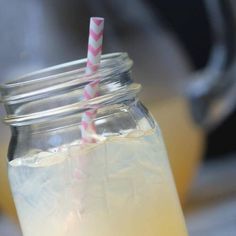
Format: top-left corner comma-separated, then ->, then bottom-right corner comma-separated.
90,17 -> 104,25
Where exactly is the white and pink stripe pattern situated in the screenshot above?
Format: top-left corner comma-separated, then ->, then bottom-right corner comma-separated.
81,17 -> 104,142
86,17 -> 104,74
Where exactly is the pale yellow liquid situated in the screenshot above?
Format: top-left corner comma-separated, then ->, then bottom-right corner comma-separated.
9,129 -> 188,236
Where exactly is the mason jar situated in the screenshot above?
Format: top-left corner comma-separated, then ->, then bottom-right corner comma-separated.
0,52 -> 188,236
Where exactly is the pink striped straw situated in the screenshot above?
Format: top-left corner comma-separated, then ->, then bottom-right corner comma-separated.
81,17 -> 104,142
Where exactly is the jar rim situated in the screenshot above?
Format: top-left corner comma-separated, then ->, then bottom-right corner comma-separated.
0,52 -> 132,104
0,52 -> 126,90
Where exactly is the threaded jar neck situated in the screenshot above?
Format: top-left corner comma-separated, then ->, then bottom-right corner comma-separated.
0,53 -> 141,126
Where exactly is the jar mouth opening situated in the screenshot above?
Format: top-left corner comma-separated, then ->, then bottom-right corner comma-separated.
0,52 -> 141,126
1,52 -> 127,90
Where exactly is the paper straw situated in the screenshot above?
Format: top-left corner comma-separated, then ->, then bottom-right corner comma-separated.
81,17 -> 104,142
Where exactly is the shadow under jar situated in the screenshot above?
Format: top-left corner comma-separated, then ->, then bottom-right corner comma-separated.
0,53 -> 188,236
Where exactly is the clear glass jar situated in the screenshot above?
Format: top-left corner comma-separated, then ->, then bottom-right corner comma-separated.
0,53 -> 188,236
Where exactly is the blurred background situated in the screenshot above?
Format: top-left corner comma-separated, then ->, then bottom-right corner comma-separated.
0,0 -> 236,235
